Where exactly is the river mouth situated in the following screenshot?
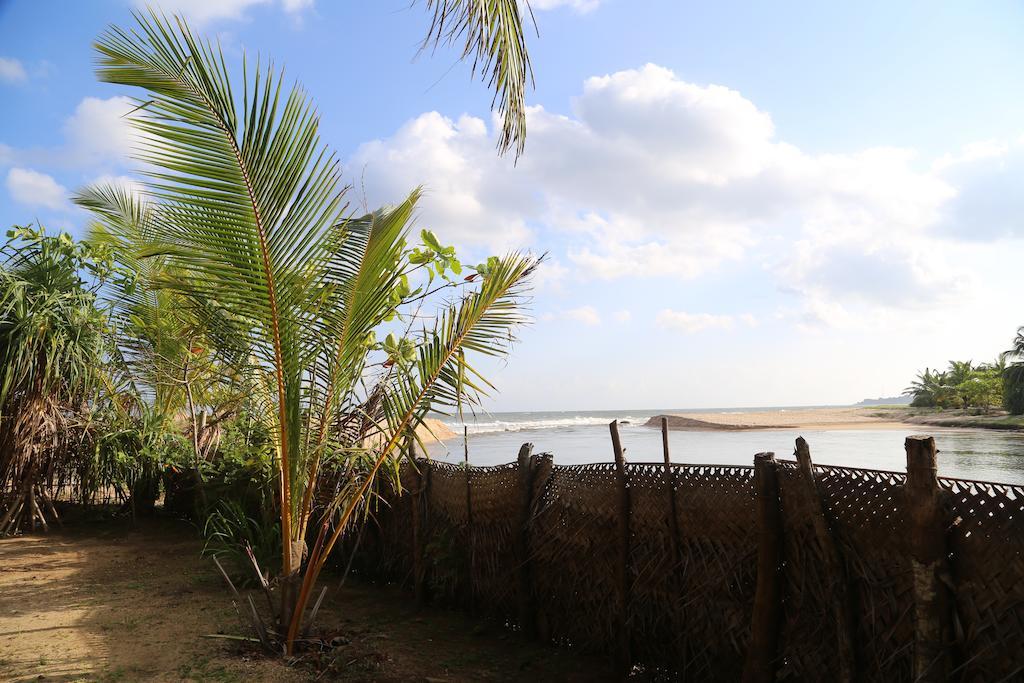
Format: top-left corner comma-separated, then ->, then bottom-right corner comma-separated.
428,420 -> 1024,485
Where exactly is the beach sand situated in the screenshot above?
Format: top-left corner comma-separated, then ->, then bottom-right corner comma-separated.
649,407 -> 917,432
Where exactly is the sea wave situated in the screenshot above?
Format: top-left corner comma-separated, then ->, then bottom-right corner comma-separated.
440,415 -> 642,435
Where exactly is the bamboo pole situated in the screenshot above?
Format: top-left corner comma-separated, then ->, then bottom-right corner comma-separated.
905,435 -> 954,682
609,420 -> 632,674
793,437 -> 857,682
743,452 -> 782,683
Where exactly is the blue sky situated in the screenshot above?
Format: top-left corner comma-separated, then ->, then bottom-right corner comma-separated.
3,0 -> 1024,411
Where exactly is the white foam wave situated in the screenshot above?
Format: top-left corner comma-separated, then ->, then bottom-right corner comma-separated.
441,415 -> 642,435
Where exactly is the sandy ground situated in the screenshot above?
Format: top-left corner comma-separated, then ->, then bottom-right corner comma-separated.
0,515 -> 612,682
653,406 -> 916,431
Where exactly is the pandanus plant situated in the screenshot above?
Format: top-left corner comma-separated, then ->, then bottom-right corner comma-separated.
89,8 -> 537,653
0,228 -> 111,534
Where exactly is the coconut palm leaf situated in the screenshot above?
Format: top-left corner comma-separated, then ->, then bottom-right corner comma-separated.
95,11 -> 350,573
422,0 -> 535,157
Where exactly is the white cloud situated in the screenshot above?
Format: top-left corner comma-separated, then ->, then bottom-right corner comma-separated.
930,138 -> 1024,241
612,310 -> 631,323
0,58 -> 27,84
532,257 -> 568,293
343,61 -> 1024,342
351,64 -> 958,305
6,168 -> 68,210
135,0 -> 312,26
530,0 -> 603,12
656,309 -> 755,334
62,96 -> 137,166
564,305 -> 601,326
3,96 -> 140,171
350,112 -> 533,252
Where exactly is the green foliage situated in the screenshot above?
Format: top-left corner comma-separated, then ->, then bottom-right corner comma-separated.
202,498 -> 281,585
905,359 -> 1006,411
1002,364 -> 1024,415
1003,326 -> 1024,415
0,226 -> 112,413
0,226 -> 117,515
421,0 -> 534,157
89,11 -> 538,650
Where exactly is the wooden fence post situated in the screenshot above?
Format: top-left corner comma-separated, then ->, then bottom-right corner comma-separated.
514,442 -> 536,637
793,437 -> 857,682
463,426 -> 475,612
905,435 -> 953,682
661,418 -> 682,565
610,420 -> 633,674
743,451 -> 783,683
531,452 -> 555,642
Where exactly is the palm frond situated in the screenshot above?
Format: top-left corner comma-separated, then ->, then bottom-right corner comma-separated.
421,0 -> 535,157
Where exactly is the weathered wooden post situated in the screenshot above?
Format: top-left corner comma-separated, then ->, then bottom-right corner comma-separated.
514,442 -> 537,636
743,451 -> 783,683
610,420 -> 633,674
530,452 -> 555,642
661,418 -> 682,567
463,426 -> 475,612
793,437 -> 857,682
905,435 -> 953,682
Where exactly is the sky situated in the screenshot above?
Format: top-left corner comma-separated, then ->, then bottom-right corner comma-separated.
3,0 -> 1024,411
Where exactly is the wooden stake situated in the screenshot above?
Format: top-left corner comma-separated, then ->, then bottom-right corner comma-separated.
794,437 -> 857,682
905,435 -> 954,682
743,452 -> 782,683
39,488 -> 61,527
609,420 -> 632,674
28,485 -> 37,532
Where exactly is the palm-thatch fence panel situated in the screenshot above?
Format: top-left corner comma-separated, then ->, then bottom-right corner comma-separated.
349,430 -> 1023,681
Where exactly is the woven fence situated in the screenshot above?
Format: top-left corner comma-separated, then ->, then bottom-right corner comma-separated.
350,431 -> 1024,682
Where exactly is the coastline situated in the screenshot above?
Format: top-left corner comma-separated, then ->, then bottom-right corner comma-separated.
649,407 -> 925,432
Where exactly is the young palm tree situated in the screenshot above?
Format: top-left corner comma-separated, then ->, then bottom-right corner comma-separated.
90,9 -> 538,654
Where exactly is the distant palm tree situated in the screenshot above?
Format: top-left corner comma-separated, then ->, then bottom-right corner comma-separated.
89,8 -> 539,654
904,368 -> 946,407
1004,326 -> 1024,414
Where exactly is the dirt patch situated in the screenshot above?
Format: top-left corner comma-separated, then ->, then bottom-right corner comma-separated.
0,515 -> 613,682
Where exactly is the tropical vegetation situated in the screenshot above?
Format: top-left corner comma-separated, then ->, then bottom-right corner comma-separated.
0,2 -> 539,662
904,330 -> 1024,414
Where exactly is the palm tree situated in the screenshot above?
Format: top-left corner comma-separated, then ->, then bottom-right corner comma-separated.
90,10 -> 539,654
904,368 -> 945,407
1004,327 -> 1024,415
0,227 -> 109,535
79,184 -> 245,471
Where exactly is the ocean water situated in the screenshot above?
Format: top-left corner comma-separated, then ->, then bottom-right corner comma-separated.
426,408 -> 1024,485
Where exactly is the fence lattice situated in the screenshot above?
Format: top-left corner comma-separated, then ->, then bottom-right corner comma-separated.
350,438 -> 1024,681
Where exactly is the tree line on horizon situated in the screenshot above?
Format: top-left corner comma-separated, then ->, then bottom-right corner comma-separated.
904,328 -> 1024,414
